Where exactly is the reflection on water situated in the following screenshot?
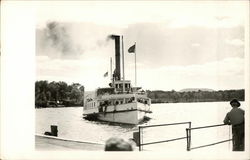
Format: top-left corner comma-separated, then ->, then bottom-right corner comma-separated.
87,120 -> 138,129
36,102 -> 245,151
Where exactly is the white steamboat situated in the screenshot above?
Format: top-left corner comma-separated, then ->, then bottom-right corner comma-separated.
83,35 -> 152,124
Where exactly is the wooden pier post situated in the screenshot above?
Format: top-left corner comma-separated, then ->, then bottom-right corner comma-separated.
44,125 -> 58,137
133,132 -> 140,146
138,127 -> 141,151
51,125 -> 58,136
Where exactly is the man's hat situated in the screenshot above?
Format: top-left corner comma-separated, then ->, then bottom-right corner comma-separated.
230,99 -> 241,107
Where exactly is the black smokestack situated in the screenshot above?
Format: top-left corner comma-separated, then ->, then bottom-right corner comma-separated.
109,35 -> 121,80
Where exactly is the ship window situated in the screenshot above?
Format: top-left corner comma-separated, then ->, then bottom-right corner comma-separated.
131,97 -> 135,101
127,98 -> 131,103
116,84 -> 118,88
118,84 -> 122,88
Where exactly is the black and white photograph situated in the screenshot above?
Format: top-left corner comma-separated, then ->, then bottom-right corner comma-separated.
1,1 -> 249,159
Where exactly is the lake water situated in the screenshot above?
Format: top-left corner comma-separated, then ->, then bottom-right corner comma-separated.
36,101 -> 245,151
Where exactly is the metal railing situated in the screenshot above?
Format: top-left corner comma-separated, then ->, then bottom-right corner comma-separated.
186,124 -> 232,151
138,121 -> 191,151
138,122 -> 232,151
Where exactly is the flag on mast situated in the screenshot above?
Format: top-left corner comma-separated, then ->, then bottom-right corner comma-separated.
128,42 -> 137,86
128,44 -> 136,53
103,71 -> 108,77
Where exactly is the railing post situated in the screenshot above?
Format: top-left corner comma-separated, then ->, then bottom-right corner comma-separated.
186,122 -> 191,151
228,125 -> 231,150
186,128 -> 188,151
189,122 -> 191,151
186,128 -> 190,151
139,126 -> 141,151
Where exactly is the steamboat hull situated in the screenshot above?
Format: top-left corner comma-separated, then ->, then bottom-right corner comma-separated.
98,109 -> 147,124
83,102 -> 151,124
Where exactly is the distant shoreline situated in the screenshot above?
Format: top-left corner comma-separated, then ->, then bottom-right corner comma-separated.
151,100 -> 245,104
148,89 -> 244,104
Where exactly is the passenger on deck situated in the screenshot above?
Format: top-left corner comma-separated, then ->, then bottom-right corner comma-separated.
104,137 -> 133,151
223,99 -> 245,151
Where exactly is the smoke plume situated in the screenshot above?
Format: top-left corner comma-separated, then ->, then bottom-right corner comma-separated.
36,21 -> 83,59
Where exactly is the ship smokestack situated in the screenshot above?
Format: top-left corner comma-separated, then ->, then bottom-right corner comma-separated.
109,35 -> 121,80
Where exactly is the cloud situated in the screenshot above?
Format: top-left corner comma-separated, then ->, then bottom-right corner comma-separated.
123,23 -> 244,67
168,15 -> 243,29
36,55 -> 244,91
36,55 -> 111,90
129,57 -> 244,91
37,1 -> 246,29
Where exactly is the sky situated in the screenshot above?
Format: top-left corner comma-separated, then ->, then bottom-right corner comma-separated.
36,1 -> 248,91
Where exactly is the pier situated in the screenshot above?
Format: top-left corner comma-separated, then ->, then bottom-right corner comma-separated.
36,134 -> 104,151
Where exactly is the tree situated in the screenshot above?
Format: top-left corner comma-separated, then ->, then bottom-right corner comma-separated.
48,81 -> 59,101
35,80 -> 85,108
58,81 -> 68,100
70,87 -> 82,103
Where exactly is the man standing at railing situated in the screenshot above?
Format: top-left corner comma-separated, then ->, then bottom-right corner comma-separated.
223,99 -> 245,151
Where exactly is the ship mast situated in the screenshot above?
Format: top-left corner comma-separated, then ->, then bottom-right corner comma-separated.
110,57 -> 112,82
122,36 -> 125,93
134,42 -> 137,87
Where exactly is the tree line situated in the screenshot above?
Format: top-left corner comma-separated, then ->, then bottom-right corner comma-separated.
147,89 -> 245,103
35,80 -> 84,108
